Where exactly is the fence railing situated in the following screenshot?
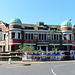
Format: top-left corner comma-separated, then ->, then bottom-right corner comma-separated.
0,50 -> 75,61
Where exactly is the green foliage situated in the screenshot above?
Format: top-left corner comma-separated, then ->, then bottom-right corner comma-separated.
37,49 -> 43,52
16,49 -> 22,52
16,45 -> 35,52
49,29 -> 58,34
34,27 -> 38,31
52,45 -> 57,51
19,45 -> 22,49
48,28 -> 50,31
50,29 -> 54,34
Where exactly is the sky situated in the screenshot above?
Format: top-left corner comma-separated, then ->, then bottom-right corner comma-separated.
0,0 -> 75,25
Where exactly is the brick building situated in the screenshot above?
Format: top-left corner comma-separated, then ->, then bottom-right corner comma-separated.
0,18 -> 75,52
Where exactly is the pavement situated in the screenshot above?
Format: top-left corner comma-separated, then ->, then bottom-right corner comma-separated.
0,60 -> 75,75
1,60 -> 75,64
0,60 -> 75,66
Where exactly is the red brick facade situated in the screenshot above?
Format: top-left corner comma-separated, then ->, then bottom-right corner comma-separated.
0,20 -> 75,52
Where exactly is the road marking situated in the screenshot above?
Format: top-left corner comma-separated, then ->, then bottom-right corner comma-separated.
51,69 -> 56,75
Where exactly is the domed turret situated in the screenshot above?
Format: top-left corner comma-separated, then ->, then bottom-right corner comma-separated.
10,18 -> 22,24
61,21 -> 72,32
9,18 -> 22,29
61,21 -> 72,26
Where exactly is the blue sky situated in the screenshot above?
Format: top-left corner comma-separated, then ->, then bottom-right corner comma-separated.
0,0 -> 75,25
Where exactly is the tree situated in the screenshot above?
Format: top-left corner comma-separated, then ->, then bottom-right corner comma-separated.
34,27 -> 38,31
37,49 -> 43,52
52,45 -> 57,51
16,45 -> 35,52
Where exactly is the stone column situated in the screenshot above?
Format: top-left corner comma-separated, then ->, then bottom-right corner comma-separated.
15,32 -> 18,39
46,46 -> 48,53
20,33 -> 22,39
6,31 -> 9,52
68,34 -> 70,40
56,34 -> 57,40
10,32 -> 12,39
40,46 -> 41,50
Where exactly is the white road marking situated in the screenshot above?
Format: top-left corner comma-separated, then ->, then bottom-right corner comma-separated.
51,69 -> 56,75
51,64 -> 66,75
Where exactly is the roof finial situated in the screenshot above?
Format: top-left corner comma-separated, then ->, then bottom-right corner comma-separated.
69,19 -> 72,21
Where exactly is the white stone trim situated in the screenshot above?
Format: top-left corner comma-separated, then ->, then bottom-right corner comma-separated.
62,33 -> 72,34
9,43 -> 21,45
0,44 -> 5,45
9,31 -> 21,33
61,30 -> 72,32
15,32 -> 18,39
49,44 -> 60,45
24,43 -> 36,45
37,45 -> 48,46
50,33 -> 62,34
62,44 -> 73,45
20,33 -> 22,39
23,30 -> 34,32
38,42 -> 48,43
10,32 -> 12,39
10,23 -> 21,26
73,45 -> 75,46
9,28 -> 21,31
8,43 -> 36,45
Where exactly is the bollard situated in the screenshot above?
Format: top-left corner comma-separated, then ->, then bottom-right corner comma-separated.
8,58 -> 11,64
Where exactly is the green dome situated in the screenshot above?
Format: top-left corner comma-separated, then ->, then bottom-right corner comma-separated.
10,18 -> 22,24
61,21 -> 72,26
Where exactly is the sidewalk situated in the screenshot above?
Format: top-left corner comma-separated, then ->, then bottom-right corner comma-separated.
0,60 -> 75,64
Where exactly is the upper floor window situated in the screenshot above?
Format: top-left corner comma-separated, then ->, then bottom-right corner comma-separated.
18,33 -> 20,39
25,33 -> 34,40
69,34 -> 72,40
63,34 -> 67,40
31,34 -> 33,40
39,34 -> 41,40
38,34 -> 47,40
51,34 -> 59,40
12,32 -> 15,39
63,34 -> 72,40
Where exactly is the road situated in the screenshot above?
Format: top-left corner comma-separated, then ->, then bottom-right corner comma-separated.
0,61 -> 75,75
